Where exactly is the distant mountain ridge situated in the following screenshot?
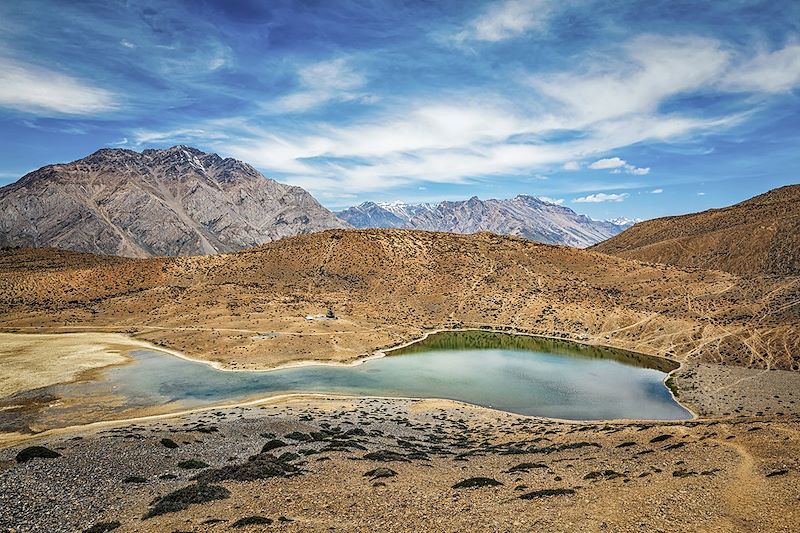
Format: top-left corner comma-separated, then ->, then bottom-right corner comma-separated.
0,145 -> 347,257
592,184 -> 800,277
337,195 -> 636,247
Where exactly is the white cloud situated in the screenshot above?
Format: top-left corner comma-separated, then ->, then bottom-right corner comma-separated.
589,157 -> 626,170
454,0 -> 553,43
0,57 -> 116,115
697,192 -> 706,196
531,35 -> 730,124
271,58 -> 367,113
722,43 -> 800,93
590,156 -> 650,175
140,34 -> 789,196
573,193 -> 629,203
537,196 -> 564,205
120,39 -> 135,49
651,188 -> 663,193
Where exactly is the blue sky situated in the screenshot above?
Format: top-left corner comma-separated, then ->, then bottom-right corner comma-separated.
0,0 -> 799,220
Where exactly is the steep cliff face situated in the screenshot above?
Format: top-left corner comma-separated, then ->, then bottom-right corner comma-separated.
338,195 -> 632,247
0,145 -> 348,257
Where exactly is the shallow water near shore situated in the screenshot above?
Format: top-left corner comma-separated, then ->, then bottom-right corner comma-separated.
2,331 -> 690,434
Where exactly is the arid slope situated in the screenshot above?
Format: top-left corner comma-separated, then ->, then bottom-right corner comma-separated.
592,184 -> 800,277
1,229 -> 797,371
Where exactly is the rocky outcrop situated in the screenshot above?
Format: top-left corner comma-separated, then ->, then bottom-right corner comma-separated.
0,146 -> 348,257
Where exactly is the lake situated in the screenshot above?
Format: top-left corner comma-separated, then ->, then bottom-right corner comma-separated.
2,331 -> 691,433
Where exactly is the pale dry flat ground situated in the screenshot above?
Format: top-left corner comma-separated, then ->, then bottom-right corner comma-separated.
0,333 -> 136,397
0,397 -> 798,533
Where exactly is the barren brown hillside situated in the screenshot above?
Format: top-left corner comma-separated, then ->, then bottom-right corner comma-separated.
592,184 -> 800,277
1,229 -> 798,371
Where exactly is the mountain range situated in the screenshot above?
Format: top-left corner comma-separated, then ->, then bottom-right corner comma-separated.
593,184 -> 800,277
337,196 -> 636,248
0,146 -> 346,257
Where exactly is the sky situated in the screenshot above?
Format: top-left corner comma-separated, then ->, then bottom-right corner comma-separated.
0,0 -> 799,221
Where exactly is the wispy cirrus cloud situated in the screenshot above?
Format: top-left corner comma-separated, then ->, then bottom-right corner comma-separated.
453,0 -> 554,43
0,57 -> 116,115
269,58 -> 369,114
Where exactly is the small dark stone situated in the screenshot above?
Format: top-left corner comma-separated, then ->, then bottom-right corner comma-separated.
363,450 -> 409,462
284,431 -> 312,442
584,470 -> 623,480
364,467 -> 397,479
766,469 -> 789,477
672,469 -> 697,478
15,446 -> 61,463
83,521 -> 121,533
160,438 -> 179,449
452,477 -> 503,489
193,453 -> 300,483
506,462 -> 547,473
144,483 -> 230,518
616,441 -> 637,448
519,488 -> 576,499
231,516 -> 273,528
261,439 -> 288,453
650,434 -> 672,443
277,452 -> 300,463
122,476 -> 147,483
177,459 -> 210,470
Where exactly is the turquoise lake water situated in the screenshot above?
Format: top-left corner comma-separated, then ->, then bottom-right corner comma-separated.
46,331 -> 690,422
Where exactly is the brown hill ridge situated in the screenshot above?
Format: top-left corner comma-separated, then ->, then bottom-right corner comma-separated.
592,184 -> 800,277
0,145 -> 347,257
1,229 -> 797,372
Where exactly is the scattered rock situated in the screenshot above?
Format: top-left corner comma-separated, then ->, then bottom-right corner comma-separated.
177,459 -> 210,470
83,521 -> 121,533
231,516 -> 273,528
261,439 -> 288,453
584,470 -> 623,480
364,467 -> 397,479
766,469 -> 789,477
506,462 -> 547,473
144,483 -> 230,518
15,446 -> 61,463
160,438 -> 179,449
193,453 -> 300,483
452,477 -> 503,489
519,488 -> 576,499
363,450 -> 409,462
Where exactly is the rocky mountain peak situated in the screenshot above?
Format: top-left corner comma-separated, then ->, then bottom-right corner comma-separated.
0,146 -> 348,257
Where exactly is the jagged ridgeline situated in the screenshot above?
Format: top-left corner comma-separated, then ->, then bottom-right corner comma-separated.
337,197 -> 636,248
0,146 -> 348,257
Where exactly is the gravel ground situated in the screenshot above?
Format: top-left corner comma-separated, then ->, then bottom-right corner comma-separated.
1,397 -> 799,532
